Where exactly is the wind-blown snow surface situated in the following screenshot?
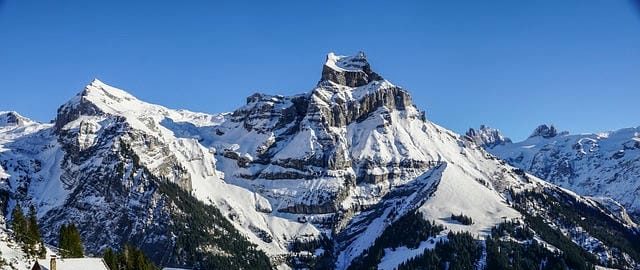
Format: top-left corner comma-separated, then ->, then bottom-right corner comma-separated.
1,53 -> 637,269
486,125 -> 640,219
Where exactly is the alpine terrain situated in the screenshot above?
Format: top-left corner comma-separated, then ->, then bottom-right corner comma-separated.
469,124 -> 640,223
1,53 -> 639,269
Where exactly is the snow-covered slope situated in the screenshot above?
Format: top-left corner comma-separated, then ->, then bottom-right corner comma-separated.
1,80 -> 312,267
1,53 -> 639,269
480,124 -> 640,220
210,53 -> 520,241
206,53 -> 639,269
0,216 -> 32,270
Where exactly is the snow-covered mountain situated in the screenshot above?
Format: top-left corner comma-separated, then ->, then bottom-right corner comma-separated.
476,124 -> 640,222
1,53 -> 640,269
0,87 -> 273,269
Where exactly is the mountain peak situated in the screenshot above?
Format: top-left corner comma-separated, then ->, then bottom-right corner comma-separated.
466,125 -> 512,148
325,51 -> 368,72
320,51 -> 383,87
0,111 -> 33,126
529,124 -> 560,139
81,78 -> 138,101
54,79 -> 144,132
90,78 -> 106,86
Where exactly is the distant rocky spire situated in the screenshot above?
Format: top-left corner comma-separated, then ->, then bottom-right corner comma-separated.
529,124 -> 559,139
466,125 -> 512,148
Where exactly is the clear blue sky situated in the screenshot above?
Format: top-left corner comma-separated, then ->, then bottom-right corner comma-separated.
1,1 -> 639,141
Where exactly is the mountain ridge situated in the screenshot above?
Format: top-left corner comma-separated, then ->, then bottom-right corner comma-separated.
1,53 -> 639,269
476,123 -> 640,223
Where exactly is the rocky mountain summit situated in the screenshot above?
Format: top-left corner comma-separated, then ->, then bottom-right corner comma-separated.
320,52 -> 383,87
1,53 -> 640,269
465,125 -> 512,149
528,124 -> 564,139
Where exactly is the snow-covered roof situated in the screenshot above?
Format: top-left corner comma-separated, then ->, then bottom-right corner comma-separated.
34,258 -> 110,270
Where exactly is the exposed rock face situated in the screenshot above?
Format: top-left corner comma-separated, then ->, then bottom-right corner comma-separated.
278,201 -> 337,215
320,52 -> 383,87
232,93 -> 306,134
310,83 -> 414,128
356,159 -> 432,184
465,125 -> 512,148
529,124 -> 559,139
55,85 -> 195,192
42,135 -> 174,260
212,53 -> 431,216
1,115 -> 174,259
54,90 -> 105,133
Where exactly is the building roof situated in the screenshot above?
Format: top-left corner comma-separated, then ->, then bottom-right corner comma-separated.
34,258 -> 110,270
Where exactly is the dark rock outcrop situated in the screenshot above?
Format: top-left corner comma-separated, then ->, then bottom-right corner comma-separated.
529,124 -> 559,139
54,94 -> 104,133
320,52 -> 383,87
310,84 -> 413,128
465,125 -> 512,148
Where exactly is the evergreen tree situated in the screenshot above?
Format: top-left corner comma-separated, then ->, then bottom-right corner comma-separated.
11,204 -> 27,243
398,231 -> 482,270
451,213 -> 474,225
27,206 -> 41,243
27,206 -> 46,257
348,211 -> 445,270
103,248 -> 118,270
11,204 -> 46,258
59,223 -> 84,258
103,245 -> 157,270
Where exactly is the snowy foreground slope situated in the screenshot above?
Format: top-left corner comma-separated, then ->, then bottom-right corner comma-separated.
1,53 -> 640,269
0,216 -> 32,270
470,124 -> 640,222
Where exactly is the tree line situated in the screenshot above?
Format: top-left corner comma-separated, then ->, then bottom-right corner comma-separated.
58,223 -> 84,258
103,245 -> 158,270
11,204 -> 46,258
